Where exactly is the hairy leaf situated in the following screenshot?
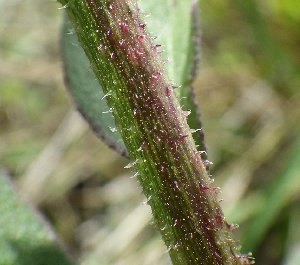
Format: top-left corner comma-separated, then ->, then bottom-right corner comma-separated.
62,18 -> 127,156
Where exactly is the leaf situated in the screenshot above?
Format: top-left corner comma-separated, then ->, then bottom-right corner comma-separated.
234,0 -> 299,92
61,18 -> 127,156
61,0 -> 205,156
0,170 -> 73,265
283,205 -> 300,265
241,131 -> 300,251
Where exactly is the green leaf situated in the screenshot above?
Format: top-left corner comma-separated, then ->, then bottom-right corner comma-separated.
62,17 -> 127,156
284,205 -> 300,265
241,131 -> 300,251
234,0 -> 299,93
61,0 -> 205,156
0,170 -> 72,265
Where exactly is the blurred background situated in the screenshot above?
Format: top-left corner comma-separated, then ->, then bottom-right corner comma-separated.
0,0 -> 299,264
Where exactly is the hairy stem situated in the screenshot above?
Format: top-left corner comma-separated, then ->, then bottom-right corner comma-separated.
58,0 -> 252,264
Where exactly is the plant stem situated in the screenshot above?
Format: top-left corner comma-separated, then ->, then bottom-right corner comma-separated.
58,0 -> 252,264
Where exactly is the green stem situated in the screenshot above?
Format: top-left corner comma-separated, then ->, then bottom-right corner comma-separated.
58,0 -> 252,264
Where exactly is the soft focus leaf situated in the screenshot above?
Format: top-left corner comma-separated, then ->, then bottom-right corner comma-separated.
241,131 -> 300,251
283,205 -> 300,265
234,0 -> 299,92
61,0 -> 205,156
0,170 -> 72,265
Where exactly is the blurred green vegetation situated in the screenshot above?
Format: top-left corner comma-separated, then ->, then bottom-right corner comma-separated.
0,170 -> 72,265
0,1 -> 299,265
